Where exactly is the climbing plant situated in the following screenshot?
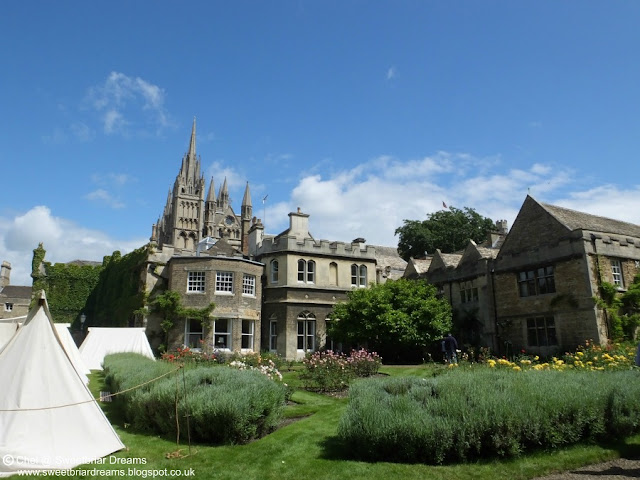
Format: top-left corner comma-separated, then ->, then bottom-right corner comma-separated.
30,242 -> 152,328
149,290 -> 215,352
30,243 -> 103,323
83,245 -> 151,328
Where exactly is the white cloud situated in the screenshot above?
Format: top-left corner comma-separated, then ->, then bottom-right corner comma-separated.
86,72 -> 171,135
205,161 -> 246,192
85,189 -> 125,209
554,185 -> 640,225
386,66 -> 397,80
70,122 -> 94,142
272,153 -> 580,247
0,206 -> 146,286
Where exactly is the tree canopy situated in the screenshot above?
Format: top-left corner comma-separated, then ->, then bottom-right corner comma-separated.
395,206 -> 495,260
328,279 -> 451,362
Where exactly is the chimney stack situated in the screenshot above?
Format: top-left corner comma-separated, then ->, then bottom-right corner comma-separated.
0,261 -> 11,288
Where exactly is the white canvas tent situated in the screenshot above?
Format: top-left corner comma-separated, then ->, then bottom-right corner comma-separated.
80,327 -> 155,370
0,316 -> 24,352
54,323 -> 91,384
0,291 -> 124,477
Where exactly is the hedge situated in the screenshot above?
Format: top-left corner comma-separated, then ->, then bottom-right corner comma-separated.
103,353 -> 287,444
338,368 -> 640,464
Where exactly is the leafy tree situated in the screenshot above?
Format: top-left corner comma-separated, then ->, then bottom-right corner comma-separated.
328,279 -> 451,362
395,206 -> 496,260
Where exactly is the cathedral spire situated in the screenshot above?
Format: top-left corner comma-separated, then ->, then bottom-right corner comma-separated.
188,117 -> 196,159
242,182 -> 252,208
206,177 -> 216,203
217,177 -> 229,210
241,182 -> 252,221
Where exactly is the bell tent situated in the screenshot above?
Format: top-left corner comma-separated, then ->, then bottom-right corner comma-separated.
0,291 -> 124,477
79,327 -> 155,371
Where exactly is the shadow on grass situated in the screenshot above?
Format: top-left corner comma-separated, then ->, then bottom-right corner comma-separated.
606,436 -> 640,460
319,435 -> 353,461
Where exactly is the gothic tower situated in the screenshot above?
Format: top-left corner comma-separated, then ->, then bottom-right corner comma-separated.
151,119 -> 253,254
153,118 -> 206,251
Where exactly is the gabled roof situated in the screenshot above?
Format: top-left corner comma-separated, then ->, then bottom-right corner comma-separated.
427,250 -> 462,273
539,199 -> 640,237
476,246 -> 500,259
404,257 -> 432,278
458,240 -> 499,266
439,252 -> 463,268
0,285 -> 32,300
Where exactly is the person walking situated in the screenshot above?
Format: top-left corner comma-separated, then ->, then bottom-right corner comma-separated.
443,333 -> 458,364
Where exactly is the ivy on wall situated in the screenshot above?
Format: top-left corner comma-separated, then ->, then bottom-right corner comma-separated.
30,243 -> 151,328
83,245 -> 151,328
30,243 -> 103,324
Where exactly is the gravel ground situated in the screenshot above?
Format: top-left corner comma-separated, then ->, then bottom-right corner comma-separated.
532,458 -> 640,480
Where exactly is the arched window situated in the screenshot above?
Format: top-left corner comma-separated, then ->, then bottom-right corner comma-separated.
307,260 -> 315,284
359,265 -> 367,287
298,259 -> 316,284
351,264 -> 367,287
271,260 -> 279,284
297,312 -> 316,352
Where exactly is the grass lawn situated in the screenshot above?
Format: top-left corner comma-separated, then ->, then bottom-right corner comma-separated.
20,365 -> 640,480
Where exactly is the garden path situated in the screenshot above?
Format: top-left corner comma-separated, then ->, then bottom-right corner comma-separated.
532,457 -> 640,479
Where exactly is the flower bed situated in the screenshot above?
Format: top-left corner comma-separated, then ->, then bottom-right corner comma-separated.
299,349 -> 382,392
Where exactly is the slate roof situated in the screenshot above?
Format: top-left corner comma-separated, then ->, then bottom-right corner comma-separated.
476,246 -> 500,259
439,253 -> 462,268
540,201 -> 640,238
372,246 -> 407,269
0,286 -> 32,299
408,257 -> 432,275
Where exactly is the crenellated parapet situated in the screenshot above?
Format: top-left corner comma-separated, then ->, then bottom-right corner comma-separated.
253,234 -> 377,260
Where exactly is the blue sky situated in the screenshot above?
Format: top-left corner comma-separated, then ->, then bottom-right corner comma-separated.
2,1 -> 640,285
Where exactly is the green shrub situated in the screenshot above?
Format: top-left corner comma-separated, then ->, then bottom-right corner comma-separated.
339,369 -> 640,464
300,349 -> 382,392
103,353 -> 287,444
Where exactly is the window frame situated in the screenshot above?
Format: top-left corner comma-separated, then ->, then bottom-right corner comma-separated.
184,318 -> 204,350
269,319 -> 278,352
187,271 -> 206,293
307,260 -> 315,284
215,271 -> 234,294
241,320 -> 255,351
517,265 -> 556,297
351,264 -> 367,287
526,316 -> 557,347
213,319 -> 232,350
297,259 -> 316,284
297,312 -> 316,352
4,303 -> 13,312
270,260 -> 279,284
611,259 -> 624,288
460,281 -> 479,304
242,274 -> 256,296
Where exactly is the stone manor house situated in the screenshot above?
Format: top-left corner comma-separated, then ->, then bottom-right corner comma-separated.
144,120 -> 406,359
419,195 -> 640,357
